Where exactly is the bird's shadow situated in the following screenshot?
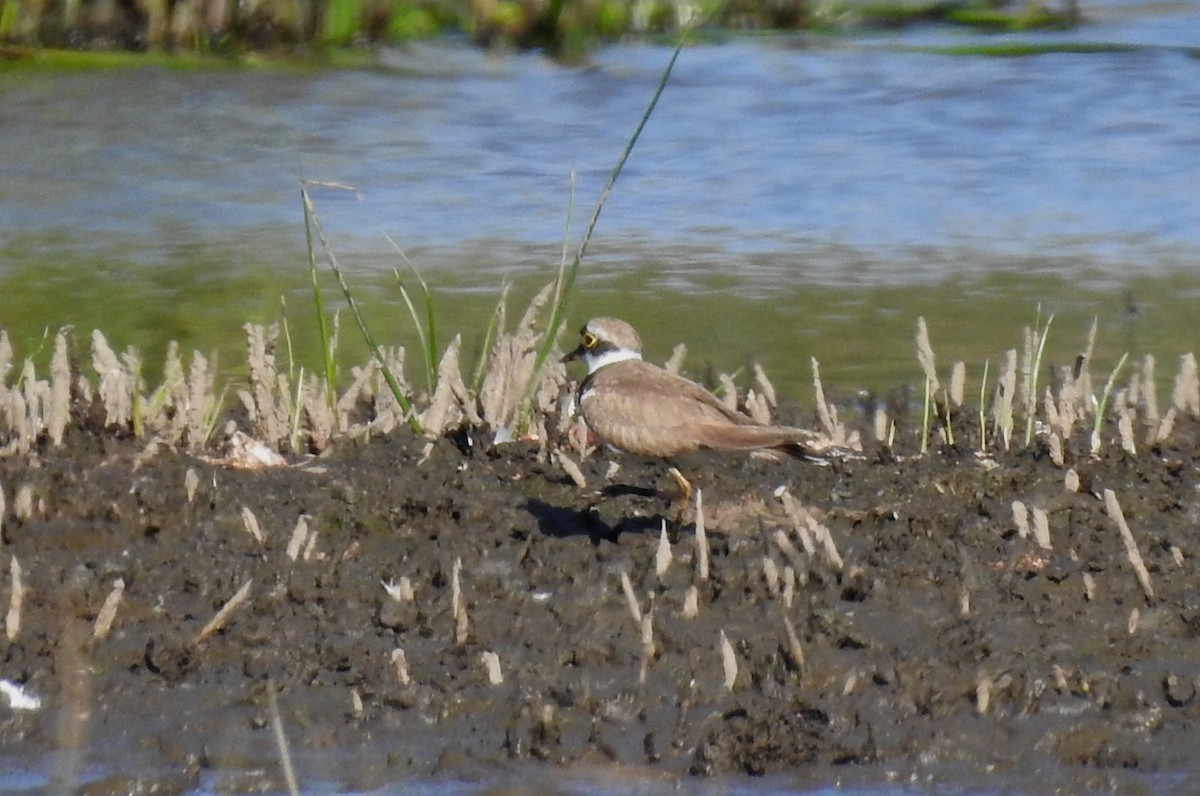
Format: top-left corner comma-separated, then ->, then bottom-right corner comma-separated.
523,497 -> 669,543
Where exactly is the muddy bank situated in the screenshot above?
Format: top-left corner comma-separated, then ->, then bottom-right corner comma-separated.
1,407 -> 1200,793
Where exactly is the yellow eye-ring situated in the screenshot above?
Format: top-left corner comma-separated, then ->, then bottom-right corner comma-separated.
581,332 -> 598,349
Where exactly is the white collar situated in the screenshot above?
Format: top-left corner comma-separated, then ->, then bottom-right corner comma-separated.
584,348 -> 642,375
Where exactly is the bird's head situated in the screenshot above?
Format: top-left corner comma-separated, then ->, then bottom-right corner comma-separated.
562,317 -> 643,375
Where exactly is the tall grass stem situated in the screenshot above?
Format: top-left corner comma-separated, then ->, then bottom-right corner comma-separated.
521,21 -> 696,427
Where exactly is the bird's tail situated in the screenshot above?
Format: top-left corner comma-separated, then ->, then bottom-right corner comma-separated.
693,424 -> 814,453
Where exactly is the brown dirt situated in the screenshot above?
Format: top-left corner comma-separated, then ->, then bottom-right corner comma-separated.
2,407 -> 1200,793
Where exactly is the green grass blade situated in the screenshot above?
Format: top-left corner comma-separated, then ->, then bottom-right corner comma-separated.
471,281 -> 510,394
301,184 -> 339,409
517,21 -> 696,431
384,234 -> 439,393
279,294 -> 296,385
1093,351 -> 1130,446
549,167 -> 576,320
301,185 -> 423,435
394,275 -> 434,393
1023,312 -> 1053,447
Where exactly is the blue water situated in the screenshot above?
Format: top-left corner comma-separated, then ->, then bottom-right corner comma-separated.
2,6 -> 1198,295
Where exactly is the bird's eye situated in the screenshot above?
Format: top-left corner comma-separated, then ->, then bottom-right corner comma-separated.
581,332 -> 598,349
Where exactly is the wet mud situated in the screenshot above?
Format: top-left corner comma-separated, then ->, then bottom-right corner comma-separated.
2,407 -> 1200,793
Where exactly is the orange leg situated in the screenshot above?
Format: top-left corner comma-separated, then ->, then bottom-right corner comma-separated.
665,467 -> 693,534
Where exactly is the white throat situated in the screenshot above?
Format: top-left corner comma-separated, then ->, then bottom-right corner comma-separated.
584,348 -> 642,375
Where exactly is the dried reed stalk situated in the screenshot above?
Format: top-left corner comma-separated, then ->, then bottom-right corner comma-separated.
1044,386 -> 1061,437
753,363 -> 777,409
20,359 -> 48,440
6,556 -> 23,641
638,611 -> 654,685
1154,407 -> 1177,443
420,335 -> 482,437
1032,507 -> 1051,550
992,349 -> 1017,450
717,373 -> 739,412
14,484 -> 33,520
184,468 -> 200,504
193,578 -> 253,645
746,390 -> 772,425
240,507 -> 264,544
285,516 -> 309,562
655,522 -> 672,578
1103,489 -> 1154,601
479,282 -> 565,436
1011,500 -> 1029,538
93,578 -> 125,641
1172,354 -> 1199,415
916,317 -> 940,393
812,516 -> 843,571
872,407 -> 889,444
185,350 -> 217,450
337,363 -> 376,432
1076,319 -> 1098,414
1140,354 -> 1159,441
694,489 -> 709,582
265,679 -> 300,796
1118,407 -> 1136,455
1048,432 -> 1064,466
241,323 -> 289,447
619,569 -> 643,624
782,614 -> 804,669
0,331 -> 11,386
1022,313 -> 1053,447
778,490 -> 816,554
481,651 -> 503,685
810,357 -> 846,445
451,557 -> 469,643
298,372 -> 334,453
681,585 -> 699,618
0,387 -> 30,457
553,450 -> 587,489
719,630 -> 737,691
1055,368 -> 1079,440
92,330 -> 134,430
949,361 -> 965,407
773,529 -> 806,576
391,648 -> 412,686
1019,326 -> 1033,431
664,343 -> 687,375
151,341 -> 186,443
48,328 -> 71,446
762,555 -> 780,596
395,576 -> 415,601
975,673 -> 992,715
301,528 -> 319,561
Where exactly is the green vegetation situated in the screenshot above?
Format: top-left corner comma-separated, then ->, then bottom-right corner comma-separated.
0,0 -> 1082,58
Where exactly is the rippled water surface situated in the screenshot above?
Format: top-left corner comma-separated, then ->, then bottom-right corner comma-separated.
2,2 -> 1199,398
